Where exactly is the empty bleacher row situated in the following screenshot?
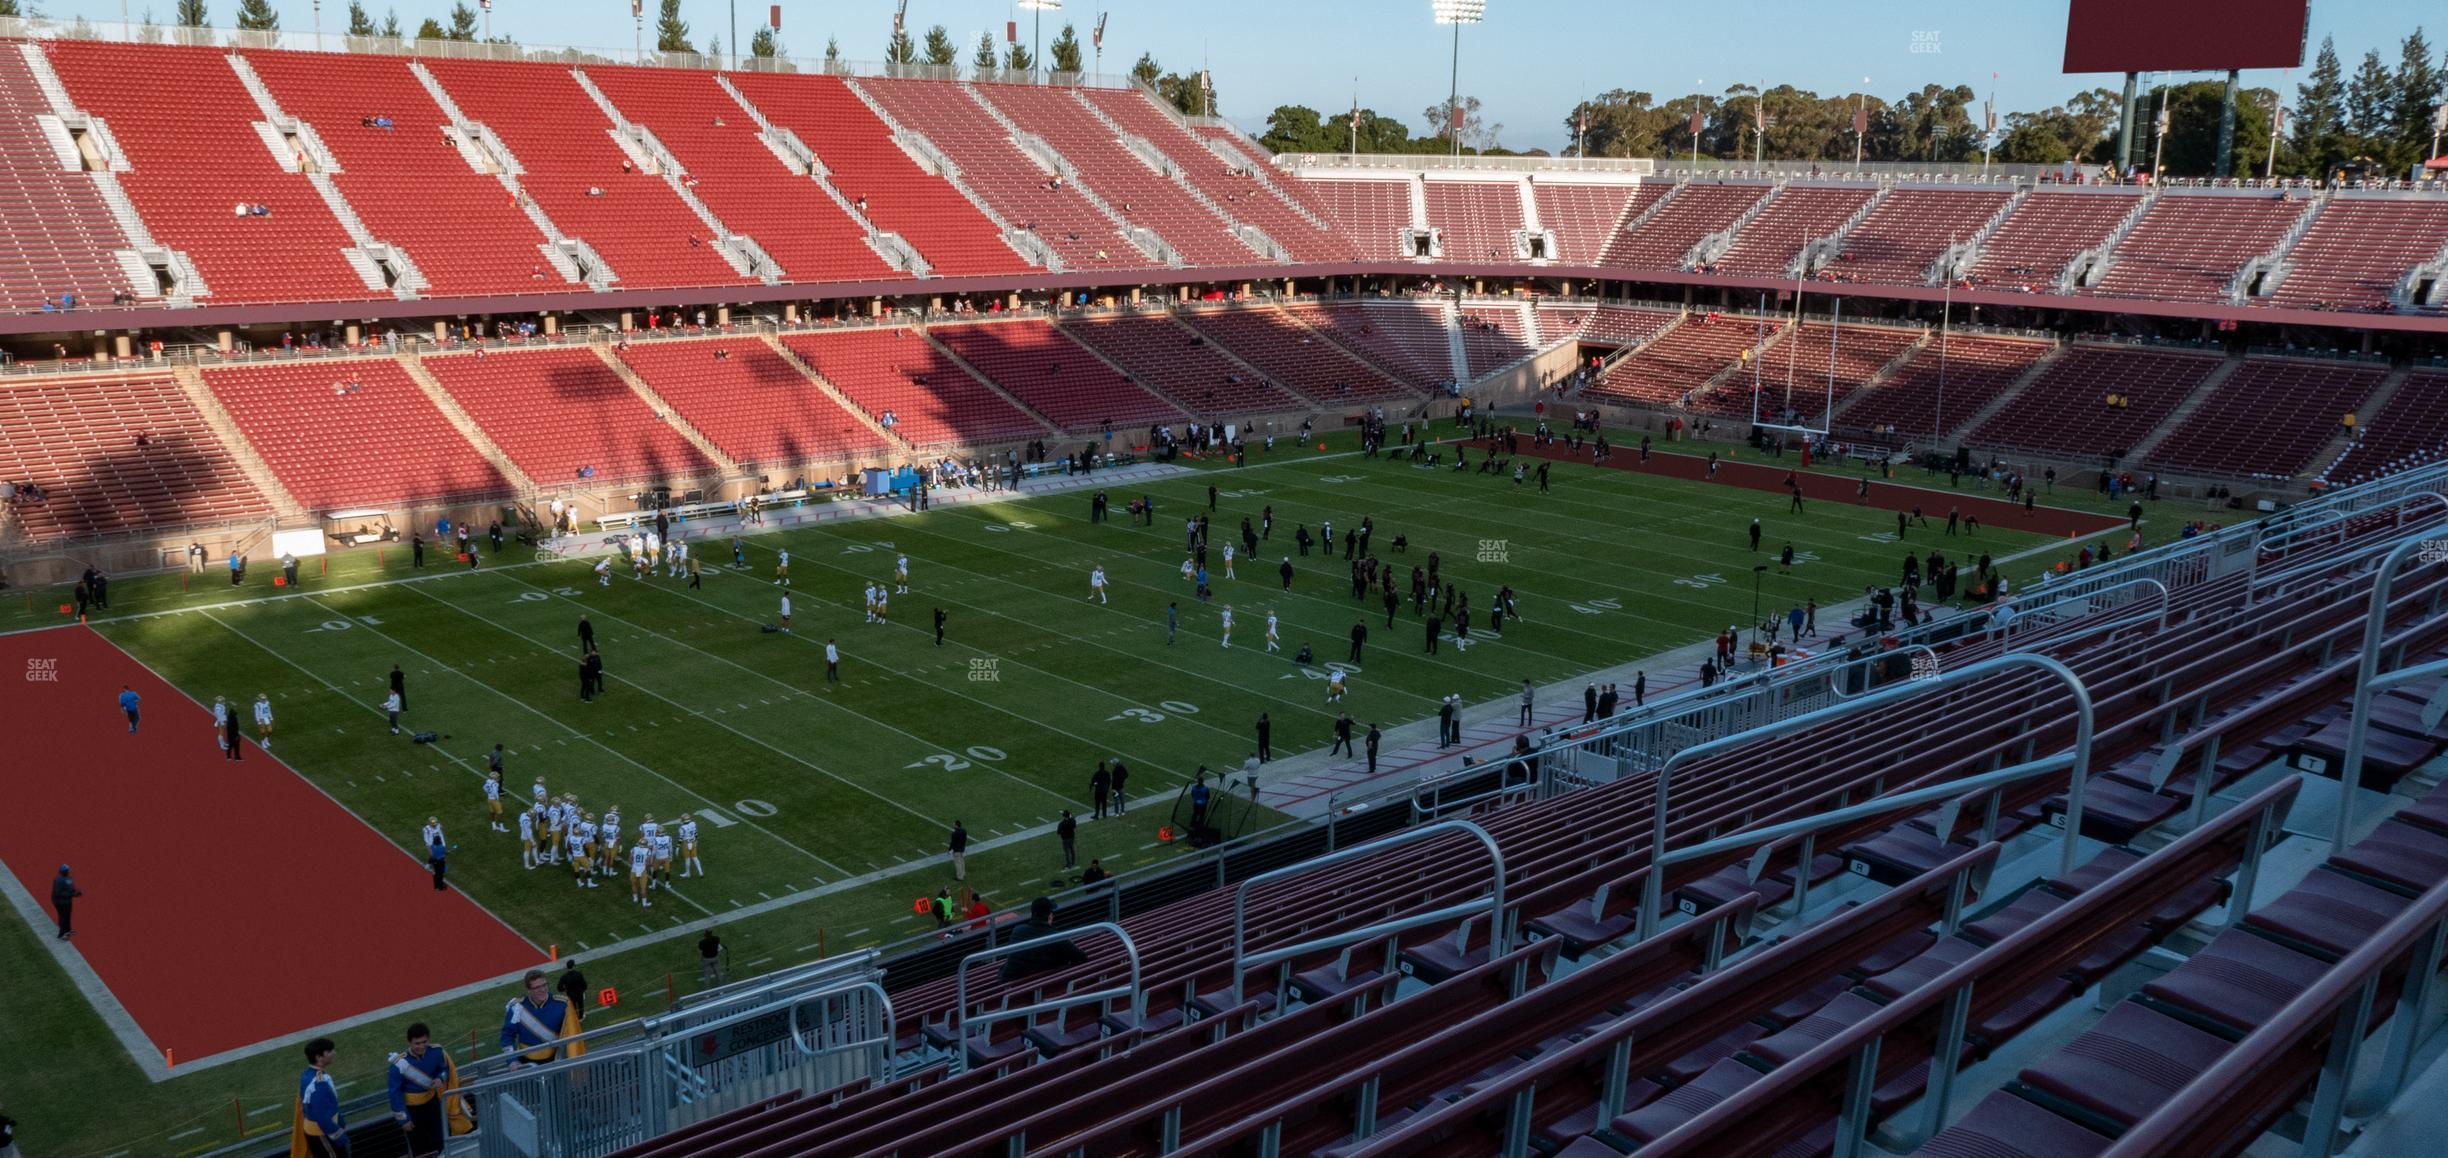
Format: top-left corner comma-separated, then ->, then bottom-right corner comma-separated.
1692,321 -> 1923,419
0,46 -> 137,312
1835,333 -> 2056,441
199,357 -> 509,510
778,325 -> 1045,448
1177,306 -> 1420,405
605,464 -> 2448,1158
924,318 -> 1183,430
7,34 -> 2444,312
0,372 -> 271,537
1285,299 -> 1454,389
2322,370 -> 2448,486
1459,304 -> 1536,375
1965,345 -> 2222,459
613,335 -> 889,469
420,345 -> 718,486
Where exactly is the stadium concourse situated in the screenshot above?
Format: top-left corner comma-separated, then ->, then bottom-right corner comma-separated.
0,8 -> 2445,1158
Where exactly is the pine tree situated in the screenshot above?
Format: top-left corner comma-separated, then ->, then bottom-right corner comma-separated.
748,26 -> 779,58
0,0 -> 19,18
414,17 -> 445,40
2345,48 -> 2394,140
2392,29 -> 2443,158
1004,40 -> 1033,73
234,0 -> 278,31
920,24 -> 955,66
1130,52 -> 1161,89
345,0 -> 375,35
1049,23 -> 1082,74
175,0 -> 208,27
656,0 -> 692,54
2292,36 -> 2347,175
381,7 -> 400,37
884,27 -> 915,66
972,30 -> 997,72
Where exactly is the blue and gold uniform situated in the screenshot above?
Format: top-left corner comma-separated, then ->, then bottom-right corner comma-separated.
500,972 -> 587,1065
289,1059 -> 346,1157
386,1037 -> 460,1154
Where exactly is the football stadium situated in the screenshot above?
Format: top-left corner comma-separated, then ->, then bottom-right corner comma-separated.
0,0 -> 2446,1154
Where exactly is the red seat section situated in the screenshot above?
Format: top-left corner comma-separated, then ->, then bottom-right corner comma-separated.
2321,371 -> 2448,485
1601,181 -> 1770,272
1530,181 -> 1646,266
2086,193 -> 2309,304
726,72 -> 1026,279
1282,300 -> 1452,389
239,49 -> 557,298
583,66 -> 894,285
0,374 -> 270,539
1712,185 -> 1873,277
1819,187 -> 2012,286
419,58 -> 749,291
1586,314 -> 1769,406
1534,305 -> 1596,344
1180,307 -> 1418,405
1968,346 -> 2222,458
2266,196 -> 2448,312
201,359 -> 509,510
1697,322 -> 1924,419
615,337 -> 889,471
1077,87 -> 1357,263
43,41 -> 379,305
1964,189 -> 2143,293
857,77 -> 1143,274
422,346 -> 717,486
1839,334 -> 2054,440
2143,357 -> 2387,479
1055,312 -> 1305,415
0,48 -> 137,313
926,318 -> 1182,430
1578,305 -> 1682,347
780,327 -> 1043,448
968,81 -> 1258,268
1424,180 -> 1525,264
1311,177 -> 1416,260
1459,305 -> 1535,376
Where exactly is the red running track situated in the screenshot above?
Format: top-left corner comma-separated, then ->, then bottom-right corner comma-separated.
1505,438 -> 2127,539
0,625 -> 538,1064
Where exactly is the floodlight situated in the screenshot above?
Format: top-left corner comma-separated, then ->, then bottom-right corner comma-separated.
1431,0 -> 1485,25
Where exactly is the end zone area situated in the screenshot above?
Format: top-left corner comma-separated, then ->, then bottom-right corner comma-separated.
0,624 -> 538,1074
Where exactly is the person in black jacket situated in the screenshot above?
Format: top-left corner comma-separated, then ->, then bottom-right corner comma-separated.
1090,761 -> 1111,819
1348,621 -> 1368,663
557,960 -> 589,1024
389,664 -> 407,711
51,865 -> 80,939
1254,713 -> 1272,762
1109,761 -> 1130,814
1001,897 -> 1089,981
1055,810 -> 1077,868
577,615 -> 594,654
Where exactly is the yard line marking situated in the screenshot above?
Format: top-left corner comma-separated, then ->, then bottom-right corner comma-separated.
480,573 -> 1088,807
408,582 -> 964,833
846,927 -> 872,938
170,1128 -> 205,1141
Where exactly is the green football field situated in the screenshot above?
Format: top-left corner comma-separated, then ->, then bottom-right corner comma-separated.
0,433 -> 2144,1154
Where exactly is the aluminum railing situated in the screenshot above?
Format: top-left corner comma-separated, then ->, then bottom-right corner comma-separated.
1229,820 -> 1503,1007
2331,536 -> 2448,851
947,921 -> 1140,1076
1634,653 -> 2093,939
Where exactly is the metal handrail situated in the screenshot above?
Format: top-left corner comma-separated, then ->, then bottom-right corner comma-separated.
2102,873 -> 2448,1157
2331,537 -> 2448,851
1635,653 -> 2092,939
2254,490 -> 2448,561
1229,820 -> 1503,1006
950,921 -> 1140,1075
792,979 -> 895,1059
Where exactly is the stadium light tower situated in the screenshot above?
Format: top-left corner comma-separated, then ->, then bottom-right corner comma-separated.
1431,0 -> 1485,158
1021,0 -> 1062,78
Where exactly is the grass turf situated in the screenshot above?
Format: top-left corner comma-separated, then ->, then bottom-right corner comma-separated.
0,431 -> 2149,1153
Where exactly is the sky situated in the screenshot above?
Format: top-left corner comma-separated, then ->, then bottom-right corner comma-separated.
38,0 -> 2427,152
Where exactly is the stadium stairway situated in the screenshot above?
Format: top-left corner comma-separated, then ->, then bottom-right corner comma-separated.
2301,364 -> 2414,481
396,355 -> 539,496
1933,343 -> 2071,445
2111,353 -> 2244,468
165,364 -> 309,523
582,342 -> 749,478
912,323 -> 1069,438
753,331 -> 917,455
